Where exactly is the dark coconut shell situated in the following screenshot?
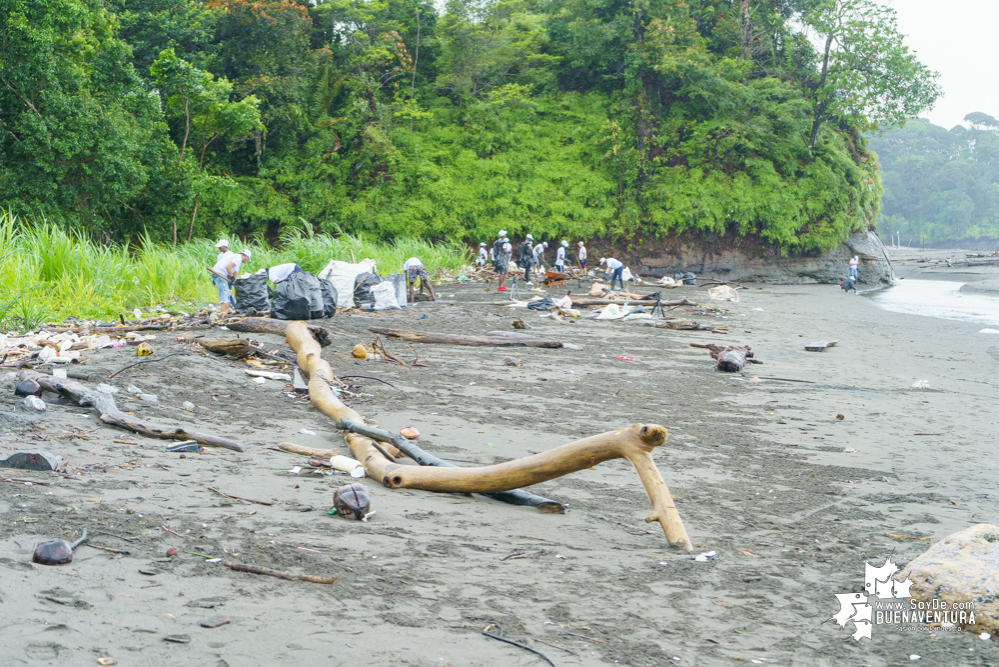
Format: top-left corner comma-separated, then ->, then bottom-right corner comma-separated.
333,483 -> 370,520
15,378 -> 43,398
33,539 -> 73,565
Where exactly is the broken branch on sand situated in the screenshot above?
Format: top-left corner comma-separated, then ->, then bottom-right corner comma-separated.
208,487 -> 274,506
287,322 -> 692,550
224,561 -> 338,584
20,371 -> 246,453
108,351 -> 188,378
368,327 -> 564,349
226,317 -> 332,347
335,417 -> 565,513
481,632 -> 557,667
199,338 -> 253,358
277,441 -> 342,459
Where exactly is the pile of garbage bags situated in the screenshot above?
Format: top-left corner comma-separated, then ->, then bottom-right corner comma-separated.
233,268 -> 338,320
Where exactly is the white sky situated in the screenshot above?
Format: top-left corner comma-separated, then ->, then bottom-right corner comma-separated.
884,0 -> 999,129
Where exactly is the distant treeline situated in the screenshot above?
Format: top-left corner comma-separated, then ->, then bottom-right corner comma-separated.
1,0 -> 938,252
872,114 -> 999,247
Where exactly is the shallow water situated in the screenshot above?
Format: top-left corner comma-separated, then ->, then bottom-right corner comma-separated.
868,278 -> 999,327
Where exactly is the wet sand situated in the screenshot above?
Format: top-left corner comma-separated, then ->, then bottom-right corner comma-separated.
2,260 -> 999,666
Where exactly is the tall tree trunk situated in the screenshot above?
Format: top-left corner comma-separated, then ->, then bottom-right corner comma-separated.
178,98 -> 190,166
172,216 -> 177,247
741,0 -> 751,57
186,193 -> 200,243
809,32 -> 836,148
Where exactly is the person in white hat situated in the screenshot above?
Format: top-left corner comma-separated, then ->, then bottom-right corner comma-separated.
491,231 -> 508,271
518,234 -> 535,283
532,240 -> 548,271
209,239 -> 239,314
577,241 -> 587,271
555,240 -> 569,273
476,242 -> 488,267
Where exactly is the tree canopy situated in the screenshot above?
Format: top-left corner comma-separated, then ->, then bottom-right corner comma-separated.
0,0 -> 939,252
871,115 -> 999,247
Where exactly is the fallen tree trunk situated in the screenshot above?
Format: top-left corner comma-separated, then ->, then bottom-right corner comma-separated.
336,417 -> 565,513
368,327 -> 563,349
227,317 -> 332,347
706,344 -> 753,372
199,338 -> 254,358
287,322 -> 691,549
20,371 -> 246,453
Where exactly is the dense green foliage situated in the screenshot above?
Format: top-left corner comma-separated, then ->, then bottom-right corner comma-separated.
0,209 -> 470,326
1,0 -> 939,252
871,114 -> 999,246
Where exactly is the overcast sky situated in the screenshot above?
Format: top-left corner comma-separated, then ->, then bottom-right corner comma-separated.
885,0 -> 998,129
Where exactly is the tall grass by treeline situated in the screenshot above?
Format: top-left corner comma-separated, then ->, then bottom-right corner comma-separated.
0,211 -> 470,330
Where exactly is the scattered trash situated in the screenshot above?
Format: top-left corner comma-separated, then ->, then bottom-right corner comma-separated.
252,377 -> 266,385
139,393 -> 158,402
96,383 -> 119,394
289,466 -> 302,475
136,342 -> 153,356
132,308 -> 142,319
33,528 -> 88,565
14,378 -> 42,398
694,550 -> 717,562
333,482 -> 371,520
299,428 -> 316,435
293,368 -> 309,393
352,343 -> 371,359
182,401 -> 195,412
836,414 -> 845,420
844,448 -> 855,453
167,547 -> 178,557
909,656 -> 920,662
97,658 -> 117,665
615,356 -> 635,361
981,633 -> 991,641
23,395 -> 46,412
0,450 -> 62,471
912,380 -> 930,389
166,441 -> 200,453
400,427 -> 420,440
503,357 -> 521,367
126,384 -> 142,395
329,455 -> 366,478
805,339 -> 838,352
52,368 -> 67,379
245,369 -> 291,381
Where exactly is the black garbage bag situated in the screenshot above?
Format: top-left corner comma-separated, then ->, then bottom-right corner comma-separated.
294,271 -> 325,319
271,271 -> 314,320
526,295 -> 556,311
319,278 -> 338,318
354,271 -> 383,306
682,271 -> 696,285
233,270 -> 269,314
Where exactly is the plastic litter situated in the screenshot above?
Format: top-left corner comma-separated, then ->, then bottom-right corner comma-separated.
371,281 -> 401,310
353,271 -> 384,307
317,258 -> 377,308
912,380 -> 930,389
694,550 -> 717,562
182,401 -> 195,411
708,285 -> 740,302
23,395 -> 46,411
96,383 -> 118,394
139,393 -> 158,402
329,455 -> 366,478
252,377 -> 266,384
299,428 -> 316,435
126,384 -> 142,395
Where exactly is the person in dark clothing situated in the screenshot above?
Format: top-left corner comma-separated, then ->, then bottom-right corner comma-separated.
518,234 -> 535,283
840,277 -> 857,293
492,230 -> 508,270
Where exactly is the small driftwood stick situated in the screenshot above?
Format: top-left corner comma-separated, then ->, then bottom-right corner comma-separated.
108,351 -> 188,378
336,418 -> 564,513
199,338 -> 253,358
208,487 -> 274,506
226,317 -> 332,347
277,441 -> 342,459
482,632 -> 557,667
368,327 -> 563,349
287,322 -> 691,549
20,371 -> 246,453
224,561 -> 338,584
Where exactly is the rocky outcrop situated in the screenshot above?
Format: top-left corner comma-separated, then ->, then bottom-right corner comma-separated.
905,523 -> 999,635
628,230 -> 895,285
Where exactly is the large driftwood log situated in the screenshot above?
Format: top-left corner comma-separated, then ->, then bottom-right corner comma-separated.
287,322 -> 691,549
20,371 -> 246,453
368,327 -> 563,349
227,317 -> 332,347
706,344 -> 753,372
336,418 -> 565,513
199,338 -> 254,358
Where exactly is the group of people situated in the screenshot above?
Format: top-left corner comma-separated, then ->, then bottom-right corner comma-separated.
209,239 -> 307,313
475,231 -> 627,292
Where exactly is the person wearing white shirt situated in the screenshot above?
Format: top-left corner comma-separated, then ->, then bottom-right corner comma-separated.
577,242 -> 587,271
848,255 -> 859,280
209,239 -> 242,314
476,243 -> 488,267
600,257 -> 625,290
555,240 -> 568,272
403,257 -> 435,302
268,262 -> 301,285
532,241 -> 547,269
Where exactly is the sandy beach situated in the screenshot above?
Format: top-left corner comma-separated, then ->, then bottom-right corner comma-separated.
2,254 -> 999,666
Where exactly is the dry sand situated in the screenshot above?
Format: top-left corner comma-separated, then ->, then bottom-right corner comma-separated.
2,256 -> 999,666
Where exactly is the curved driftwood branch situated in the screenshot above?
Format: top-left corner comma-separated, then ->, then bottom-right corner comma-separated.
336,418 -> 565,513
286,322 -> 691,549
20,371 -> 246,453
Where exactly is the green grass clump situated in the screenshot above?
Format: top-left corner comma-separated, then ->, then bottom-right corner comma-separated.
0,211 -> 470,331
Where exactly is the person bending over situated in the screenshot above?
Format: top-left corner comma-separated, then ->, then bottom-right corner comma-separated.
403,257 -> 436,302
600,257 -> 625,290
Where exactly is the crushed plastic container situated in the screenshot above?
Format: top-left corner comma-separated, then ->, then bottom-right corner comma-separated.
23,395 -> 46,412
